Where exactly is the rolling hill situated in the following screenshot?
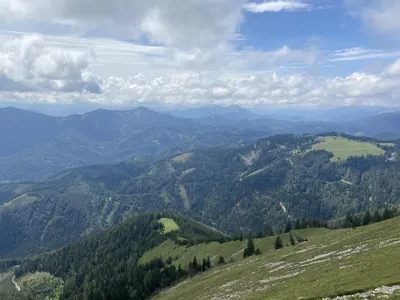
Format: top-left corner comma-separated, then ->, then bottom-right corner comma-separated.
2,213 -> 400,299
0,133 -> 399,258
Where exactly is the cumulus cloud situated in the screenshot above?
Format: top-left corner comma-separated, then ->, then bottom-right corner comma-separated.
346,0 -> 400,37
0,0 -> 245,49
243,1 -> 310,13
0,35 -> 101,93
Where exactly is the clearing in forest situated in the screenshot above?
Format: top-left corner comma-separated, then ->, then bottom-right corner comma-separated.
311,136 -> 385,161
159,218 -> 180,234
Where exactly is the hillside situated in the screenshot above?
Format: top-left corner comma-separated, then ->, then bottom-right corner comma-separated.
0,133 -> 398,258
2,214 -> 400,299
2,106 -> 400,182
0,107 -> 268,181
0,213 -> 227,300
154,217 -> 400,300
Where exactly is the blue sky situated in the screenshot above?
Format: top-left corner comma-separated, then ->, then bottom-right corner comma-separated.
0,0 -> 399,109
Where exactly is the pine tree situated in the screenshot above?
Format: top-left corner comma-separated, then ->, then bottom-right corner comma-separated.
274,235 -> 283,250
218,256 -> 225,264
372,210 -> 382,223
206,256 -> 211,269
264,225 -> 274,237
255,248 -> 261,255
382,207 -> 392,220
202,259 -> 207,272
284,221 -> 292,233
294,219 -> 302,230
289,232 -> 295,246
247,234 -> 255,255
362,211 -> 372,226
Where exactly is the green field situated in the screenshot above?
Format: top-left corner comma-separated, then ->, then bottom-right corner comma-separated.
3,194 -> 38,208
172,152 -> 193,163
159,218 -> 180,234
311,136 -> 385,161
179,185 -> 190,210
151,218 -> 400,300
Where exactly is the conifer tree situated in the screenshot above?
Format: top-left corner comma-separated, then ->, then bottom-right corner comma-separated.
206,256 -> 211,269
255,248 -> 261,255
289,232 -> 295,246
372,210 -> 382,223
362,211 -> 372,226
274,235 -> 283,250
218,256 -> 225,264
247,234 -> 255,255
294,219 -> 302,230
284,221 -> 292,233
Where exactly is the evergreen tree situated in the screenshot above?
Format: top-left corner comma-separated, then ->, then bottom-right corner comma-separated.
247,234 -> 255,255
255,248 -> 261,255
362,211 -> 372,226
382,207 -> 392,220
294,219 -> 302,230
284,221 -> 292,233
218,256 -> 225,264
264,225 -> 274,237
202,258 -> 207,272
206,256 -> 211,269
274,235 -> 283,250
372,210 -> 382,223
289,232 -> 295,246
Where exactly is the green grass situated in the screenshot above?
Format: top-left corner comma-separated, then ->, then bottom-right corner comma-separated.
179,185 -> 190,210
311,136 -> 385,161
172,152 -> 193,163
244,168 -> 266,178
3,193 -> 38,208
181,168 -> 196,177
161,190 -> 170,204
159,218 -> 180,234
153,218 -> 400,300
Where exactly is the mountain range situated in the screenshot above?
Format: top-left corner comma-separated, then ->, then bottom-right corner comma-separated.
2,105 -> 400,182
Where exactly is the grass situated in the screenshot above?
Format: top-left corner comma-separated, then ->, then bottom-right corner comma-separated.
181,168 -> 196,177
3,193 -> 38,208
159,218 -> 180,234
161,190 -> 170,204
179,185 -> 190,210
172,152 -> 193,163
153,218 -> 400,300
311,136 -> 385,161
245,168 -> 266,178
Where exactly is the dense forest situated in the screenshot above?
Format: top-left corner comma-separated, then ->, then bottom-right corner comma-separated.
2,213 -> 226,300
1,133 -> 399,258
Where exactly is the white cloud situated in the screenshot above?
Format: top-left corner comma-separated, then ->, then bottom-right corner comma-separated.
1,33 -> 400,107
0,34 -> 101,93
346,0 -> 400,37
331,47 -> 400,61
0,0 -> 245,49
243,1 -> 310,13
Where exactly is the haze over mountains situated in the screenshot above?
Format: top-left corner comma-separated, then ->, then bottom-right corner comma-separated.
0,105 -> 400,182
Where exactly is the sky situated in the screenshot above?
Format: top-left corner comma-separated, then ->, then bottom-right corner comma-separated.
0,0 -> 400,110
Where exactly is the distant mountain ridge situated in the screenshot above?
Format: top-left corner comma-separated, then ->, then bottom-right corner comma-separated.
1,132 -> 399,258
1,105 -> 400,182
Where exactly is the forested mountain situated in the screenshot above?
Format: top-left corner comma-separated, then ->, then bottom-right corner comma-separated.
0,213 -> 227,300
2,106 -> 400,182
0,107 -> 268,181
1,133 -> 399,258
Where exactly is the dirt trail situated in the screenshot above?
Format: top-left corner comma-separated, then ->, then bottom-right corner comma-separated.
12,275 -> 21,291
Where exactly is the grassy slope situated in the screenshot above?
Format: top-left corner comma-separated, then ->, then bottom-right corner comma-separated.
152,218 -> 400,300
159,218 -> 180,233
3,194 -> 38,208
311,136 -> 385,161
